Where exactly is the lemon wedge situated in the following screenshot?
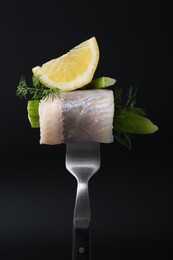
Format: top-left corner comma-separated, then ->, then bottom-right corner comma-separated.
32,36 -> 100,92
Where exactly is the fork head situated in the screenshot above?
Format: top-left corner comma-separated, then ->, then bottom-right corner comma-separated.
65,142 -> 100,181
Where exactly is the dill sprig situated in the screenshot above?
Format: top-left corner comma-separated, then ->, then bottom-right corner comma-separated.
16,75 -> 60,100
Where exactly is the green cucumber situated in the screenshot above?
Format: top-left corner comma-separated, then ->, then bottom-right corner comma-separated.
114,109 -> 158,134
86,77 -> 116,89
27,100 -> 40,128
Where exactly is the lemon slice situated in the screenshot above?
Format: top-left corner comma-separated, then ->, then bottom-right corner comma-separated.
32,36 -> 100,92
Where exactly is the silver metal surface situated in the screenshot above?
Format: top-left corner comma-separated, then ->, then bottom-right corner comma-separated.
66,142 -> 100,228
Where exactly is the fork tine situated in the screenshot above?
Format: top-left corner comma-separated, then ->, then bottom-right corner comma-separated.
66,142 -> 100,178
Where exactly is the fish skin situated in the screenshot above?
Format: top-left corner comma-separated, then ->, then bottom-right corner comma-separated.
39,89 -> 114,145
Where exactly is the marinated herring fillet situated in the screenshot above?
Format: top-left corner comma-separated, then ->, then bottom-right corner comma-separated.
39,89 -> 114,144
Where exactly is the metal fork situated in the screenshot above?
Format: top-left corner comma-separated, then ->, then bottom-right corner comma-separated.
65,142 -> 100,260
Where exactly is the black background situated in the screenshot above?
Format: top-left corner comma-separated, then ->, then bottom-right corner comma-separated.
0,1 -> 172,259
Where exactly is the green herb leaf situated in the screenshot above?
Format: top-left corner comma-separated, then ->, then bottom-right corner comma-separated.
16,75 -> 60,100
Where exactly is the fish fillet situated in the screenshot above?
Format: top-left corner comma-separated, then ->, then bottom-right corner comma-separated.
39,89 -> 114,144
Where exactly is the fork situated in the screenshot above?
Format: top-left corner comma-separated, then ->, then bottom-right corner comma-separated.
65,142 -> 101,260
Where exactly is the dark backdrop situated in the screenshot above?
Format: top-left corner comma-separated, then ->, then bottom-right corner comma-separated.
0,1 -> 172,259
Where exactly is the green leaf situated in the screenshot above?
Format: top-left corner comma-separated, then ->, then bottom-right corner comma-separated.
16,75 -> 60,100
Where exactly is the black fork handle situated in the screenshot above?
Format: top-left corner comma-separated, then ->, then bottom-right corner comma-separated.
72,222 -> 90,260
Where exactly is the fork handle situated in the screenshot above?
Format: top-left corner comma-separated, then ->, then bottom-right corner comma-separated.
72,224 -> 90,260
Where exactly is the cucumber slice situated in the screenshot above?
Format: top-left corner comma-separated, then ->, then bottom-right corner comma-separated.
115,110 -> 158,134
86,77 -> 116,89
27,100 -> 40,128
